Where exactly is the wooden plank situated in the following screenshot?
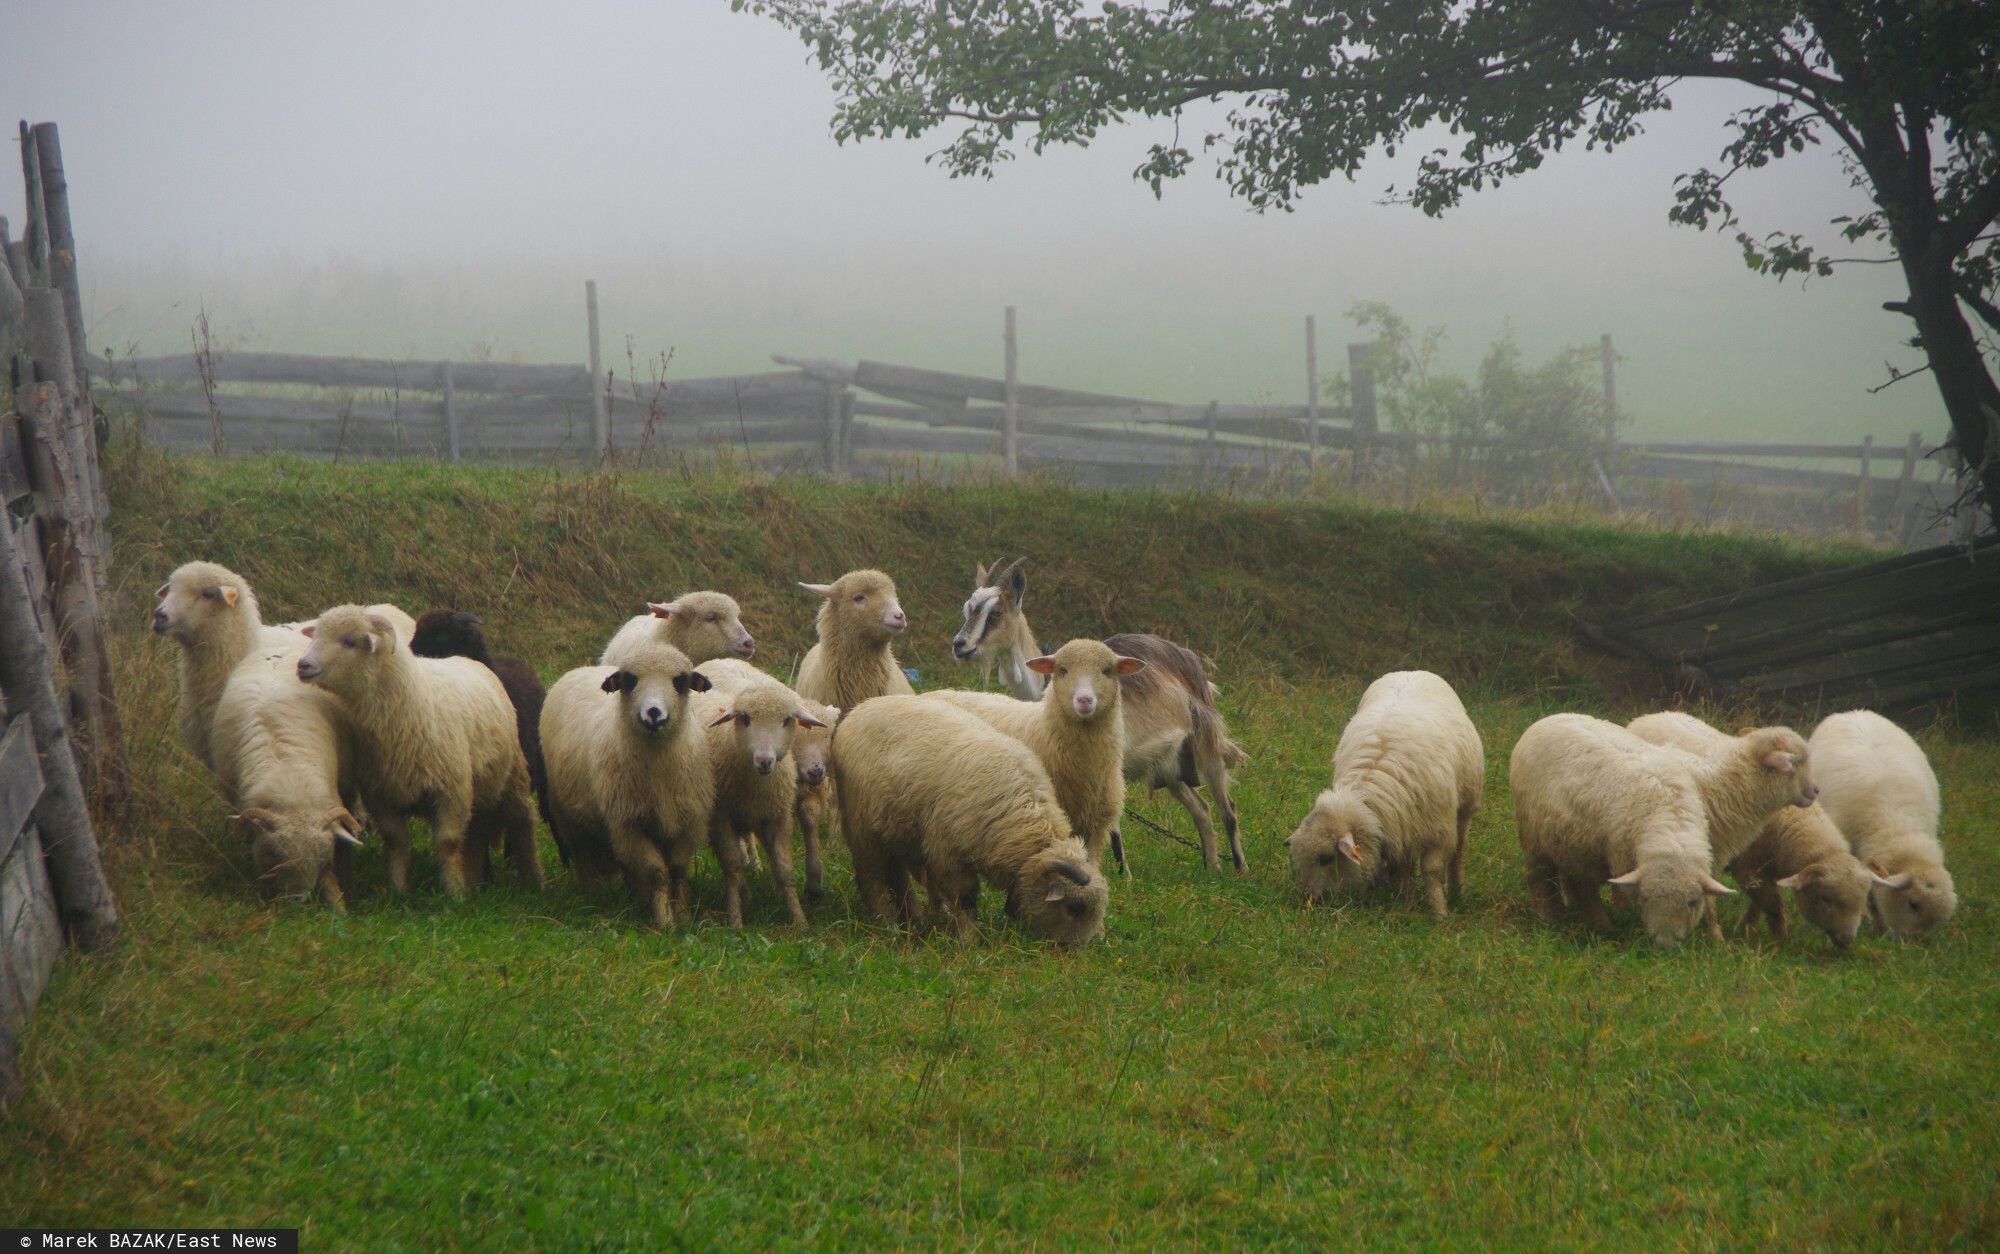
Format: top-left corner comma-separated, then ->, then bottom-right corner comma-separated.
0,413 -> 30,506
1738,621 -> 2000,696
1627,440 -> 1875,460
1700,606 -> 1997,683
108,387 -> 447,428
1625,453 -> 1894,494
442,361 -> 458,463
31,124 -> 90,398
0,824 -> 64,1020
586,280 -> 607,456
93,351 -> 588,395
1305,315 -> 1320,467
852,359 -> 1157,410
0,717 -> 45,867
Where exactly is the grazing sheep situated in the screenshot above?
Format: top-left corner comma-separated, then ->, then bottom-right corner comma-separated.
152,561 -> 304,770
696,679 -> 830,926
795,569 -> 913,713
297,606 -> 540,897
410,609 -> 554,860
601,590 -> 755,667
1510,713 -> 1735,947
540,642 -> 715,928
690,657 -> 841,903
830,696 -> 1107,947
1286,670 -> 1482,918
209,642 -> 363,912
1626,711 -> 1874,948
925,638 -> 1143,869
1810,710 -> 1956,939
946,558 -> 1246,873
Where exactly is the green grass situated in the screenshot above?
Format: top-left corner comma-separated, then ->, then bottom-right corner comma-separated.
3,451 -> 1994,1248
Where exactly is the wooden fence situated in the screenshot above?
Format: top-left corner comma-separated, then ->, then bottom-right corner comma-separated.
0,120 -> 123,1107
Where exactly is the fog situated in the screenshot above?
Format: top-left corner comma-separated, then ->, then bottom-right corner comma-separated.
2,0 -> 1948,444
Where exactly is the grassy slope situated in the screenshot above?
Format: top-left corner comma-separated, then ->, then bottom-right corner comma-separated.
3,453 -> 1993,1248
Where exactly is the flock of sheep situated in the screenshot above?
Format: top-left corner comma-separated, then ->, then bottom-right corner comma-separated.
151,554 -> 1956,951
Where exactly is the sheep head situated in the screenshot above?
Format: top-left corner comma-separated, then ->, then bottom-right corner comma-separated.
1863,858 -> 1956,940
152,561 -> 255,643
1286,788 -> 1377,903
647,590 -> 754,663
802,569 -> 906,646
295,605 -> 398,691
1025,639 -> 1144,723
1735,726 -> 1816,808
1607,861 -> 1733,947
1774,857 -> 1873,950
787,698 -> 841,788
410,609 -> 492,663
1013,845 -> 1107,948
600,641 -> 708,736
706,679 -> 826,777
236,805 -> 361,902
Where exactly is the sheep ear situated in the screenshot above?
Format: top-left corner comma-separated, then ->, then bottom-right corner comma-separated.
647,601 -> 678,619
1871,869 -> 1915,890
708,707 -> 736,727
1044,883 -> 1068,903
1736,727 -> 1757,737
600,671 -> 633,694
1025,656 -> 1056,675
680,670 -> 712,693
1607,868 -> 1645,886
155,582 -> 171,598
363,612 -> 395,642
219,586 -> 239,608
799,582 -> 834,598
1336,833 -> 1363,865
1773,865 -> 1812,890
1760,750 -> 1797,773
1702,875 -> 1736,897
233,809 -> 280,838
300,623 -> 317,638
1114,657 -> 1146,675
795,709 -> 829,730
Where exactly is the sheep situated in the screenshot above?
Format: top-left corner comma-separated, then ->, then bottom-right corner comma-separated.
152,561 -> 304,771
410,609 -> 554,862
695,678 -> 830,926
209,642 -> 363,912
1285,670 -> 1482,918
539,641 -> 714,928
1626,711 -> 1875,948
924,638 -> 1143,870
829,695 -> 1107,947
947,558 -> 1247,873
296,605 -> 540,897
1809,709 -> 1956,940
688,656 -> 841,903
1510,713 -> 1737,947
601,590 -> 755,667
795,569 -> 913,713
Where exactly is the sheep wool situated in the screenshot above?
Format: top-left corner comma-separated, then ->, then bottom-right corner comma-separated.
795,569 -> 914,714
411,609 -> 554,862
601,590 -> 755,667
1287,670 -> 1482,918
1810,709 -> 1955,939
831,696 -> 1107,948
152,561 -> 302,771
694,657 -> 842,903
296,605 -> 540,897
540,641 -> 715,928
696,678 -> 828,926
1510,713 -> 1734,947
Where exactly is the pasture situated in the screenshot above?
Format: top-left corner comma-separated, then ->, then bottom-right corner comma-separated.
3,450 -> 1995,1247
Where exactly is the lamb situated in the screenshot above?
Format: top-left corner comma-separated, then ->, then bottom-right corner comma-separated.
539,641 -> 715,928
601,590 -> 755,667
1809,709 -> 1956,939
695,678 -> 830,926
209,641 -> 363,912
1626,711 -> 1874,948
152,561 -> 305,771
948,558 -> 1247,872
689,656 -> 841,902
296,605 -> 540,897
410,609 -> 553,860
830,695 -> 1108,947
795,569 -> 912,713
1285,670 -> 1482,918
1510,713 -> 1736,946
924,638 -> 1143,869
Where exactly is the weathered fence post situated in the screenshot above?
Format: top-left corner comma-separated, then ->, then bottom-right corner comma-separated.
31,124 -> 89,408
1857,433 -> 1874,534
0,220 -> 23,370
1348,342 -> 1378,481
441,360 -> 459,463
1892,431 -> 1923,547
16,122 -> 49,289
1003,305 -> 1019,478
585,280 -> 608,457
1600,333 -> 1618,447
1203,399 -> 1220,484
838,388 -> 856,477
0,503 -> 118,954
1305,314 -> 1320,470
822,383 -> 843,476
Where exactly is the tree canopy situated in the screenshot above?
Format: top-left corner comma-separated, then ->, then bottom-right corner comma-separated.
739,0 -> 2000,525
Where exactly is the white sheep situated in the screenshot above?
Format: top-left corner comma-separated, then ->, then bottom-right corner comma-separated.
209,642 -> 363,911
539,641 -> 715,928
829,695 -> 1107,947
695,678 -> 829,926
601,590 -> 756,668
689,657 -> 841,902
152,561 -> 305,771
924,638 -> 1143,870
297,605 -> 540,897
1626,710 -> 1875,948
1286,670 -> 1483,918
1510,713 -> 1736,946
795,569 -> 913,713
1809,709 -> 1956,939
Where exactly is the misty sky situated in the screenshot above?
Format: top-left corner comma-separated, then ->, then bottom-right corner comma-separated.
2,0 -> 1951,444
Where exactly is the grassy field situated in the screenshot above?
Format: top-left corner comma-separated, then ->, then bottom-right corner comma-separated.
3,452 -> 1994,1248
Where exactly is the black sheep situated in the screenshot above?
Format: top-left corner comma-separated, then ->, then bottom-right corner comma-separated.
409,610 -> 562,863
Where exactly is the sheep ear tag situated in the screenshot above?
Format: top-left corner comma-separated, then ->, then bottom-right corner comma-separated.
708,708 -> 736,727
1025,656 -> 1056,675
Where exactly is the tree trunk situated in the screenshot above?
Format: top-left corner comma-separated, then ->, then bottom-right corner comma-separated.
1899,257 -> 2000,529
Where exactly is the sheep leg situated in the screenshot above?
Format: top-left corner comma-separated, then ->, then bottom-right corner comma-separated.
1167,780 -> 1222,871
375,809 -> 415,894
1197,751 -> 1247,873
849,844 -> 896,923
1524,854 -> 1566,925
1564,876 -> 1614,935
1420,846 -> 1451,919
707,821 -> 751,930
430,796 -> 474,898
796,790 -> 827,904
1738,874 -> 1785,938
1701,897 -> 1725,942
885,860 -> 923,926
498,792 -> 544,891
757,820 -> 807,926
